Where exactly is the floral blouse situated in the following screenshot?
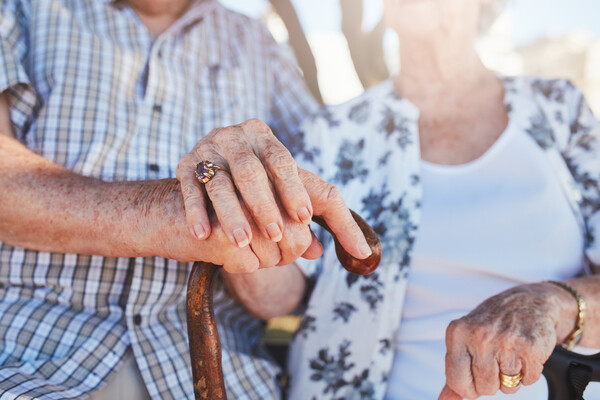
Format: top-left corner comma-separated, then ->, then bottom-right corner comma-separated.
286,76 -> 600,400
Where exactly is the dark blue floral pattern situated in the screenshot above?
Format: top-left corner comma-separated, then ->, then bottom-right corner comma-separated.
309,340 -> 354,394
333,139 -> 369,184
296,315 -> 317,339
333,302 -> 358,323
348,100 -> 371,124
285,130 -> 321,164
526,111 -> 555,149
378,106 -> 413,149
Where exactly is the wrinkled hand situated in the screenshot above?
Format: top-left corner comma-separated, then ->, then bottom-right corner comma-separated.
439,283 -> 576,400
177,119 -> 313,246
156,181 -> 320,273
176,119 -> 372,263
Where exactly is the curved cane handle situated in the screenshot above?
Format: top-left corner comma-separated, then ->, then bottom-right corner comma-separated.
186,210 -> 381,399
543,346 -> 600,400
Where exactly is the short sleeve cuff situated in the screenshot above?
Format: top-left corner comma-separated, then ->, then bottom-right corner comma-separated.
0,38 -> 38,134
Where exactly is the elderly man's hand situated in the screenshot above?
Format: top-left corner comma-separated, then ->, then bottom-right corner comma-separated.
176,119 -> 372,263
150,179 -> 318,273
438,282 -> 578,400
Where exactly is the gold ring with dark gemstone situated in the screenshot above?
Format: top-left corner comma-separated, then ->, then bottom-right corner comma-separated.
195,160 -> 226,184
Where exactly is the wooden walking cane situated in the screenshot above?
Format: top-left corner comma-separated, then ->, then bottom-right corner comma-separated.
186,210 -> 382,399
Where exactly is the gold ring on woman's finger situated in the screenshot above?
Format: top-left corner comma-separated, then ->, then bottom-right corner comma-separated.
195,160 -> 226,184
499,371 -> 523,388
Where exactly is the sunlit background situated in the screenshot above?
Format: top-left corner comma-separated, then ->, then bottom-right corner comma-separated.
219,0 -> 600,115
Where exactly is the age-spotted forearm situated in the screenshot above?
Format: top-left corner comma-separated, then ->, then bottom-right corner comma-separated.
0,131 -> 314,273
0,132 -> 183,258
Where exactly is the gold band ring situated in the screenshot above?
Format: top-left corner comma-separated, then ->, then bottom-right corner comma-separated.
195,160 -> 226,184
499,371 -> 523,388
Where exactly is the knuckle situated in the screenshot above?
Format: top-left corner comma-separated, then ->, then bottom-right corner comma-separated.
178,153 -> 193,167
176,155 -> 194,179
267,152 -> 297,179
254,241 -> 281,268
472,325 -> 492,343
446,319 -> 462,339
325,184 -> 343,204
181,183 -> 201,202
261,251 -> 281,269
235,158 -> 264,184
213,129 -> 238,148
252,203 -> 278,222
196,141 -> 218,158
242,118 -> 270,133
205,174 -> 233,195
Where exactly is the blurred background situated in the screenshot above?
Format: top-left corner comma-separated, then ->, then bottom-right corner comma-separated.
219,0 -> 600,115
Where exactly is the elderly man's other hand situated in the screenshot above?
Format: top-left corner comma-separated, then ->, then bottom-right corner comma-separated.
152,179 -> 320,273
176,119 -> 372,263
438,282 -> 579,400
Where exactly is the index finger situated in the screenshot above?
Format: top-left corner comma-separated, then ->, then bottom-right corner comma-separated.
299,169 -> 372,260
438,384 -> 463,400
445,321 -> 478,399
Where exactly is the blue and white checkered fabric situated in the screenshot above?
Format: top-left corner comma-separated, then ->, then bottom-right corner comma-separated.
0,0 -> 317,398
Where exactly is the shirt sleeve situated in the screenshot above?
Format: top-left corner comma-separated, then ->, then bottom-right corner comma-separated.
562,82 -> 600,269
260,26 -> 319,153
0,0 -> 37,137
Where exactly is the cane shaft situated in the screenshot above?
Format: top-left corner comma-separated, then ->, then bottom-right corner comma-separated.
187,211 -> 381,399
187,262 -> 226,400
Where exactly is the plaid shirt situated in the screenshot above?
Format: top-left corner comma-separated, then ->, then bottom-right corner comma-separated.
0,0 -> 317,399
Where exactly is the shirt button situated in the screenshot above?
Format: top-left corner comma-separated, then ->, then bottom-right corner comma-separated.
153,104 -> 162,113
148,164 -> 159,172
133,314 -> 142,326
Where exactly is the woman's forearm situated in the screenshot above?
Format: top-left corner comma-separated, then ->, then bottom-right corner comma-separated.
221,264 -> 306,320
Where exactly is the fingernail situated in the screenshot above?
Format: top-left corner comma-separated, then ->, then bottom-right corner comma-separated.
193,224 -> 206,240
358,241 -> 372,258
233,228 -> 250,248
297,206 -> 312,224
266,223 -> 282,242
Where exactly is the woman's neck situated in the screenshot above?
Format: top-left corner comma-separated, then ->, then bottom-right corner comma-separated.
395,35 -> 493,100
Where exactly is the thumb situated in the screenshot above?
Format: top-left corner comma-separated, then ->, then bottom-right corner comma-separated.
298,168 -> 372,260
439,384 -> 463,400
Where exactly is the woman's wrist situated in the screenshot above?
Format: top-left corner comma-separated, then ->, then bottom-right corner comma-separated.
545,280 -> 586,349
540,280 -> 585,348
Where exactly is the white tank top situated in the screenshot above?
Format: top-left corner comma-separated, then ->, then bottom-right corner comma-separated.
384,121 -> 594,399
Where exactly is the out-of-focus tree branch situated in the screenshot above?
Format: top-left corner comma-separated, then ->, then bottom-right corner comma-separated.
340,0 -> 389,88
269,0 -> 324,104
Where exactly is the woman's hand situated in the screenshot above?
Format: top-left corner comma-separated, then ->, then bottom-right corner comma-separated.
176,119 -> 372,262
438,282 -> 579,400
